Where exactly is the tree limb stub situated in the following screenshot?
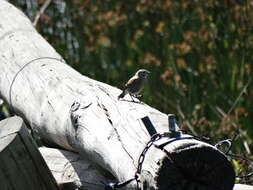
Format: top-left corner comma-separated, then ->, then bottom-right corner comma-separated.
0,1 -> 235,189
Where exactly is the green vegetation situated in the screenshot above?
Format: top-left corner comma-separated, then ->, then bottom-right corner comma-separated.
6,0 -> 253,183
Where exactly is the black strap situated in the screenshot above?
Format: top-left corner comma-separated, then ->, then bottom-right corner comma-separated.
141,116 -> 157,136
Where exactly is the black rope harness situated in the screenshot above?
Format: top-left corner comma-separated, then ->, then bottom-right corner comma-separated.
104,115 -> 196,190
104,115 -> 253,189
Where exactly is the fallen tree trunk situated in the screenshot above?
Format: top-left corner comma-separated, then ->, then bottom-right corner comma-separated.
0,1 -> 170,189
0,1 -> 235,189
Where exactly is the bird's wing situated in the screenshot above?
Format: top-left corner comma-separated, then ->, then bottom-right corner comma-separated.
125,75 -> 139,89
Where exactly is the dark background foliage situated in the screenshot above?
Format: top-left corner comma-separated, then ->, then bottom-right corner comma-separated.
2,0 -> 253,183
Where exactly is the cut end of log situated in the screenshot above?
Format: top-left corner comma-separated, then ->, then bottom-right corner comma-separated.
151,139 -> 235,190
0,116 -> 59,190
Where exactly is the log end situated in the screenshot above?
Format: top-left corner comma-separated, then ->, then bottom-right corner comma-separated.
154,139 -> 235,190
0,116 -> 60,190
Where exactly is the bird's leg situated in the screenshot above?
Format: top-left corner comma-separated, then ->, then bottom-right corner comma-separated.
130,95 -> 136,102
131,94 -> 142,103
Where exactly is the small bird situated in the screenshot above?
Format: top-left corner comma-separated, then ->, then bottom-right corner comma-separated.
118,69 -> 150,101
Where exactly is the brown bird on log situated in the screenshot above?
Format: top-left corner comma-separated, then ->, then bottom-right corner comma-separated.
118,69 -> 150,101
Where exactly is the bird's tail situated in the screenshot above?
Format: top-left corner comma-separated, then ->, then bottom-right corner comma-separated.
118,90 -> 126,99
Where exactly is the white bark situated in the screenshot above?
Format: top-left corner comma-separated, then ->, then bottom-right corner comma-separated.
0,1 -> 169,189
233,184 -> 253,190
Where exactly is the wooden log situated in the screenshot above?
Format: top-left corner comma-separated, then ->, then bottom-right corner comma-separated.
39,147 -> 107,190
0,1 -> 170,189
234,184 -> 253,190
0,1 -> 236,189
0,116 -> 59,190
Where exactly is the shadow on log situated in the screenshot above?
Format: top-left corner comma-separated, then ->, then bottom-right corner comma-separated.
0,116 -> 59,190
